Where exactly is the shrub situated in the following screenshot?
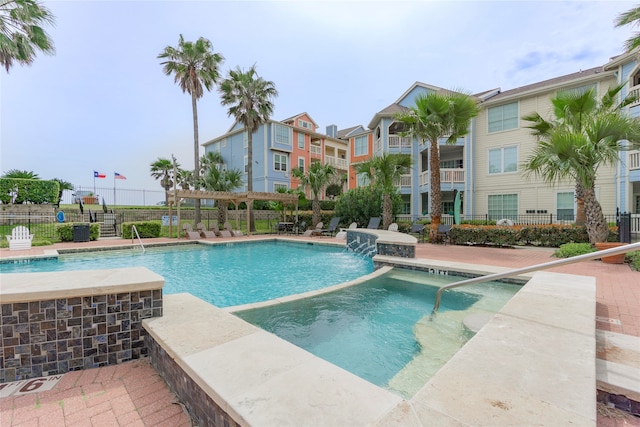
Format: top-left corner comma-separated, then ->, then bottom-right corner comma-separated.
553,243 -> 596,258
334,186 -> 401,227
55,223 -> 100,241
121,221 -> 161,238
626,250 -> 640,271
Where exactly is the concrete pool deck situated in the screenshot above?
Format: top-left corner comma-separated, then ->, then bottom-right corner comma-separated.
1,235 -> 638,426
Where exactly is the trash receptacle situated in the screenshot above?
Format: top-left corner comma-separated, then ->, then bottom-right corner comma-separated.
73,224 -> 90,242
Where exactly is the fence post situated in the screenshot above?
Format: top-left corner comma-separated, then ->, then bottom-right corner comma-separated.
549,213 -> 553,224
619,212 -> 631,243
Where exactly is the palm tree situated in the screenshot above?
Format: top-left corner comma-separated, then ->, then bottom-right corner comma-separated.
158,34 -> 224,225
395,91 -> 479,239
615,5 -> 640,52
2,169 -> 39,179
355,153 -> 411,230
0,0 -> 55,72
219,64 -> 278,232
201,157 -> 242,226
150,158 -> 179,205
292,162 -> 336,227
51,177 -> 72,207
522,84 -> 640,244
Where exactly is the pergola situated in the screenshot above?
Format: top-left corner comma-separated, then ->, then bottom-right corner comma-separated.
166,189 -> 299,236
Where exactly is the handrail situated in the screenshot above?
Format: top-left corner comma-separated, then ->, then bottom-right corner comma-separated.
431,241 -> 640,316
131,225 -> 146,253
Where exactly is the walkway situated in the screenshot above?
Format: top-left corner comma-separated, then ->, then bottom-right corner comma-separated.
1,236 -> 638,426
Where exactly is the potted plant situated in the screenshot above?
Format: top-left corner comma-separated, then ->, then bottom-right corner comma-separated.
82,192 -> 98,205
594,242 -> 627,264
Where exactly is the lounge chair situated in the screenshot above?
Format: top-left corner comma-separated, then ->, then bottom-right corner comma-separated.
335,222 -> 357,239
409,222 -> 426,243
436,224 -> 452,245
322,217 -> 341,237
183,223 -> 201,240
196,222 -> 217,238
366,217 -> 381,229
6,225 -> 33,250
296,221 -> 307,235
388,223 -> 398,232
209,223 -> 223,237
303,222 -> 323,237
224,221 -> 243,237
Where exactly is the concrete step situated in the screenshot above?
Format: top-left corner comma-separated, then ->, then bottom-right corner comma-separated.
596,330 -> 640,414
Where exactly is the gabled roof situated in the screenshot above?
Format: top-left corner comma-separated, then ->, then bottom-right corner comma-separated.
280,112 -> 318,128
337,125 -> 364,139
394,81 -> 445,104
367,103 -> 409,129
481,66 -> 612,105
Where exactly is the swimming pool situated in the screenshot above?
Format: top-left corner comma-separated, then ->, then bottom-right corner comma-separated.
235,268 -> 521,397
0,241 -> 373,307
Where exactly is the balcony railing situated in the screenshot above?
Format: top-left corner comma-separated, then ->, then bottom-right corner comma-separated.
310,145 -> 321,156
418,169 -> 465,187
630,150 -> 640,170
394,174 -> 412,187
325,156 -> 348,170
389,135 -> 411,148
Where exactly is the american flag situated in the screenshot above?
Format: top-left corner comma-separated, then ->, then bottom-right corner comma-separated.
114,172 -> 126,180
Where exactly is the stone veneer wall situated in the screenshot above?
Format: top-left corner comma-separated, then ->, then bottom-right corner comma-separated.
346,230 -> 415,258
146,337 -> 241,427
0,290 -> 163,382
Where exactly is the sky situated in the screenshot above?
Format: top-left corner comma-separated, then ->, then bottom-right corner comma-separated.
1,0 -> 636,195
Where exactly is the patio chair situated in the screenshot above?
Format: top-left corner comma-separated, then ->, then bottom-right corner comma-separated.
388,223 -> 398,232
296,221 -> 307,235
409,222 -> 426,243
366,217 -> 381,229
436,224 -> 452,245
224,221 -> 243,237
196,222 -> 216,238
183,223 -> 201,240
209,223 -> 223,237
303,222 -> 324,237
335,222 -> 357,239
6,225 -> 33,250
322,217 -> 341,237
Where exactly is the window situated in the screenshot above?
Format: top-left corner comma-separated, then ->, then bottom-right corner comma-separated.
298,157 -> 305,173
299,119 -> 312,129
275,124 -> 291,145
355,135 -> 368,156
442,201 -> 454,216
274,153 -> 287,171
489,146 -> 517,174
243,155 -> 248,174
557,192 -> 575,221
298,133 -> 305,149
221,139 -> 227,148
558,84 -> 596,97
488,102 -> 518,132
356,172 -> 370,187
488,194 -> 518,220
274,183 -> 288,192
440,159 -> 463,169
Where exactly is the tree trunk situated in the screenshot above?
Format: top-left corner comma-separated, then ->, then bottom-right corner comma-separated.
382,193 -> 393,230
575,182 -> 586,226
217,200 -> 228,227
583,186 -> 609,244
429,138 -> 442,240
312,197 -> 321,227
247,130 -> 256,232
192,93 -> 201,225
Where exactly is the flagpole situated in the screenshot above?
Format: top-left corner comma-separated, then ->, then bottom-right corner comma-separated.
114,173 -> 116,206
93,174 -> 96,196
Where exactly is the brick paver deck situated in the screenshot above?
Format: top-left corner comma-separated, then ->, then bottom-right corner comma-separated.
1,236 -> 638,426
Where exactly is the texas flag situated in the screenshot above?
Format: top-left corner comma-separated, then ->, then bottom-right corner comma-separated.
94,171 -> 106,178
114,172 -> 126,180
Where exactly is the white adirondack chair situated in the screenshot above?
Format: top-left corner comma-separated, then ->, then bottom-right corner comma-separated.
6,226 -> 34,250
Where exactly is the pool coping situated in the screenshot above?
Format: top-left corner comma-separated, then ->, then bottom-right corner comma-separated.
143,259 -> 596,426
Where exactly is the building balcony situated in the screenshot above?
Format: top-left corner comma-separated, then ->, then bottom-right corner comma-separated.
325,155 -> 348,170
310,145 -> 321,156
419,169 -> 465,188
394,174 -> 412,188
389,135 -> 411,148
630,150 -> 640,170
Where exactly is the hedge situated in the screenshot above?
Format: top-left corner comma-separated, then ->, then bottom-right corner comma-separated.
55,223 -> 101,242
121,221 -> 162,239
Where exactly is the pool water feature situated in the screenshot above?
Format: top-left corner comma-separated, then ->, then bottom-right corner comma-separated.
235,268 -> 521,397
0,241 -> 373,307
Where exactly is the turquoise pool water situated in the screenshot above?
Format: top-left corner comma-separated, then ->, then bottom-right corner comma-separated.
0,241 -> 373,307
236,268 -> 521,396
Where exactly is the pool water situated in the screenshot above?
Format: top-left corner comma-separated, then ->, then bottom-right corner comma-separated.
236,268 -> 521,397
0,241 -> 373,307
